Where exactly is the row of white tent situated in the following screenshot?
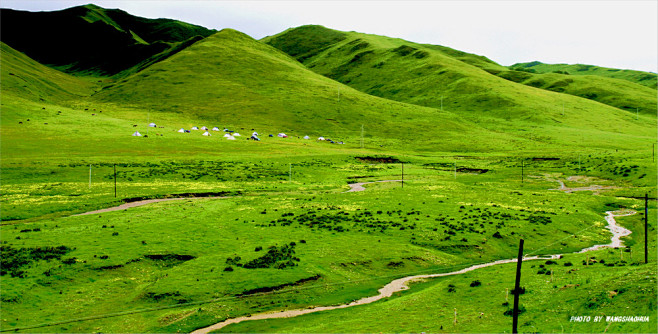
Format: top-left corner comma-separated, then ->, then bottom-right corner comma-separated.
134,127 -> 340,143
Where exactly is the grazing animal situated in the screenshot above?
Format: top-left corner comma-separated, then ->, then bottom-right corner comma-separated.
133,125 -> 138,127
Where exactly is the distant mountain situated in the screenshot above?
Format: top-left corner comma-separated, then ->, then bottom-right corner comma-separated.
263,25 -> 656,116
510,61 -> 657,89
0,4 -> 215,76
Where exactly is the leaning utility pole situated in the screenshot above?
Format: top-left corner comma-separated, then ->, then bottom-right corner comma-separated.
645,193 -> 649,264
512,239 -> 525,334
114,164 -> 117,198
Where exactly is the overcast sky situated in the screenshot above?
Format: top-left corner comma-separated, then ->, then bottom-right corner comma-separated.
2,0 -> 656,72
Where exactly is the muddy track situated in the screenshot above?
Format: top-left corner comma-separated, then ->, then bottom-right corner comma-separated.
191,179 -> 635,333
73,197 -> 230,216
73,180 -> 402,216
345,180 -> 402,192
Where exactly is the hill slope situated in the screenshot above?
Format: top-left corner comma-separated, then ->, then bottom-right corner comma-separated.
92,28 -> 517,151
0,42 -> 96,102
490,68 -> 657,114
510,61 -> 657,89
263,25 -> 656,117
0,5 -> 215,76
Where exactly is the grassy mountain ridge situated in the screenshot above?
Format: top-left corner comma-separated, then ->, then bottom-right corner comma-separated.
0,5 -> 215,76
511,61 -> 657,89
263,25 -> 656,117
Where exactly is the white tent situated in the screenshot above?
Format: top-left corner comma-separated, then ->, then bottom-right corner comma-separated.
303,135 -> 310,139
202,131 -> 211,136
252,132 -> 259,136
223,133 -> 232,138
201,126 -> 208,130
191,126 -> 199,130
148,122 -> 157,127
177,128 -> 185,133
233,133 -> 241,137
132,131 -> 142,137
278,133 -> 288,138
212,127 -> 220,131
317,137 -> 325,141
226,135 -> 236,140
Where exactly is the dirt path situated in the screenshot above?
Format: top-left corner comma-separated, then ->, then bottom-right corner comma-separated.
191,186 -> 636,333
345,180 -> 402,192
73,179 -> 400,216
549,177 -> 617,194
73,197 -> 229,216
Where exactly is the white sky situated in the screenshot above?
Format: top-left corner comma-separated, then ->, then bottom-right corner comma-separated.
2,0 -> 657,72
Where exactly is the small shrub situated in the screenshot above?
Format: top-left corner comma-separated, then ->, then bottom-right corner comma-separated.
470,280 -> 482,287
223,266 -> 234,272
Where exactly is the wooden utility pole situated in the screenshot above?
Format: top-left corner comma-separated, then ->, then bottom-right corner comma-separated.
360,124 -> 364,149
114,164 -> 117,198
512,239 -> 524,334
645,193 -> 649,264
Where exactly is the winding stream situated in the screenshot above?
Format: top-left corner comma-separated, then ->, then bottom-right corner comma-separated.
191,179 -> 635,333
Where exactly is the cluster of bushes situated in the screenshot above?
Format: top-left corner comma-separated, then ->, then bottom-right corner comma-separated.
264,208 -> 418,233
100,160 -> 289,182
0,245 -> 71,278
526,215 -> 552,225
610,164 -> 639,177
225,242 -> 302,271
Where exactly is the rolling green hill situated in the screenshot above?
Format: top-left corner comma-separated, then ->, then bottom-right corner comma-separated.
489,68 -> 657,115
0,4 -> 215,76
0,42 -> 96,102
263,25 -> 656,116
511,61 -> 657,89
90,28 -> 525,152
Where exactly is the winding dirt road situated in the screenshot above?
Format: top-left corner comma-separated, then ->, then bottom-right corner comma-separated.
73,197 -> 229,216
345,180 -> 402,192
74,180 -> 401,217
550,177 -> 617,194
190,178 -> 635,334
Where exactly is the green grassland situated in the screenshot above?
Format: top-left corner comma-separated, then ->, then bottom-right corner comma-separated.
220,242 -> 656,333
2,156 -> 655,333
1,8 -> 657,333
510,61 -> 658,89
